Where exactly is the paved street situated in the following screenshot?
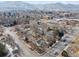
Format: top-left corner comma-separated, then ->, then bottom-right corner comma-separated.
43,27 -> 79,57
4,27 -> 36,57
3,26 -> 79,57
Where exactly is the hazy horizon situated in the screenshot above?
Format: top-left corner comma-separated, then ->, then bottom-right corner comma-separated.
0,1 -> 79,4
26,1 -> 79,4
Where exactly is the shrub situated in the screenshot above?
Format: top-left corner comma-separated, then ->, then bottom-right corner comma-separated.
61,50 -> 69,57
0,43 -> 8,57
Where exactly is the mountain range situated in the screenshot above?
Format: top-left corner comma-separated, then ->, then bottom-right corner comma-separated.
0,1 -> 79,11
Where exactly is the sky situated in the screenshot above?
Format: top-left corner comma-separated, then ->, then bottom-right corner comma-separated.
0,0 -> 79,4
0,0 -> 79,1
0,0 -> 78,1
26,1 -> 79,4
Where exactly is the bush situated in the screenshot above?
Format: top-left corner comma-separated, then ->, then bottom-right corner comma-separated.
61,50 -> 69,57
59,31 -> 64,38
0,43 -> 8,57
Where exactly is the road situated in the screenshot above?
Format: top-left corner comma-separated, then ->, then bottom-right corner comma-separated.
4,27 -> 36,57
43,29 -> 76,57
3,26 -> 79,57
43,39 -> 71,57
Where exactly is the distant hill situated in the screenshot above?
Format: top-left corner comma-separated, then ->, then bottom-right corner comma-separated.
0,1 -> 36,11
0,1 -> 79,11
35,3 -> 79,11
